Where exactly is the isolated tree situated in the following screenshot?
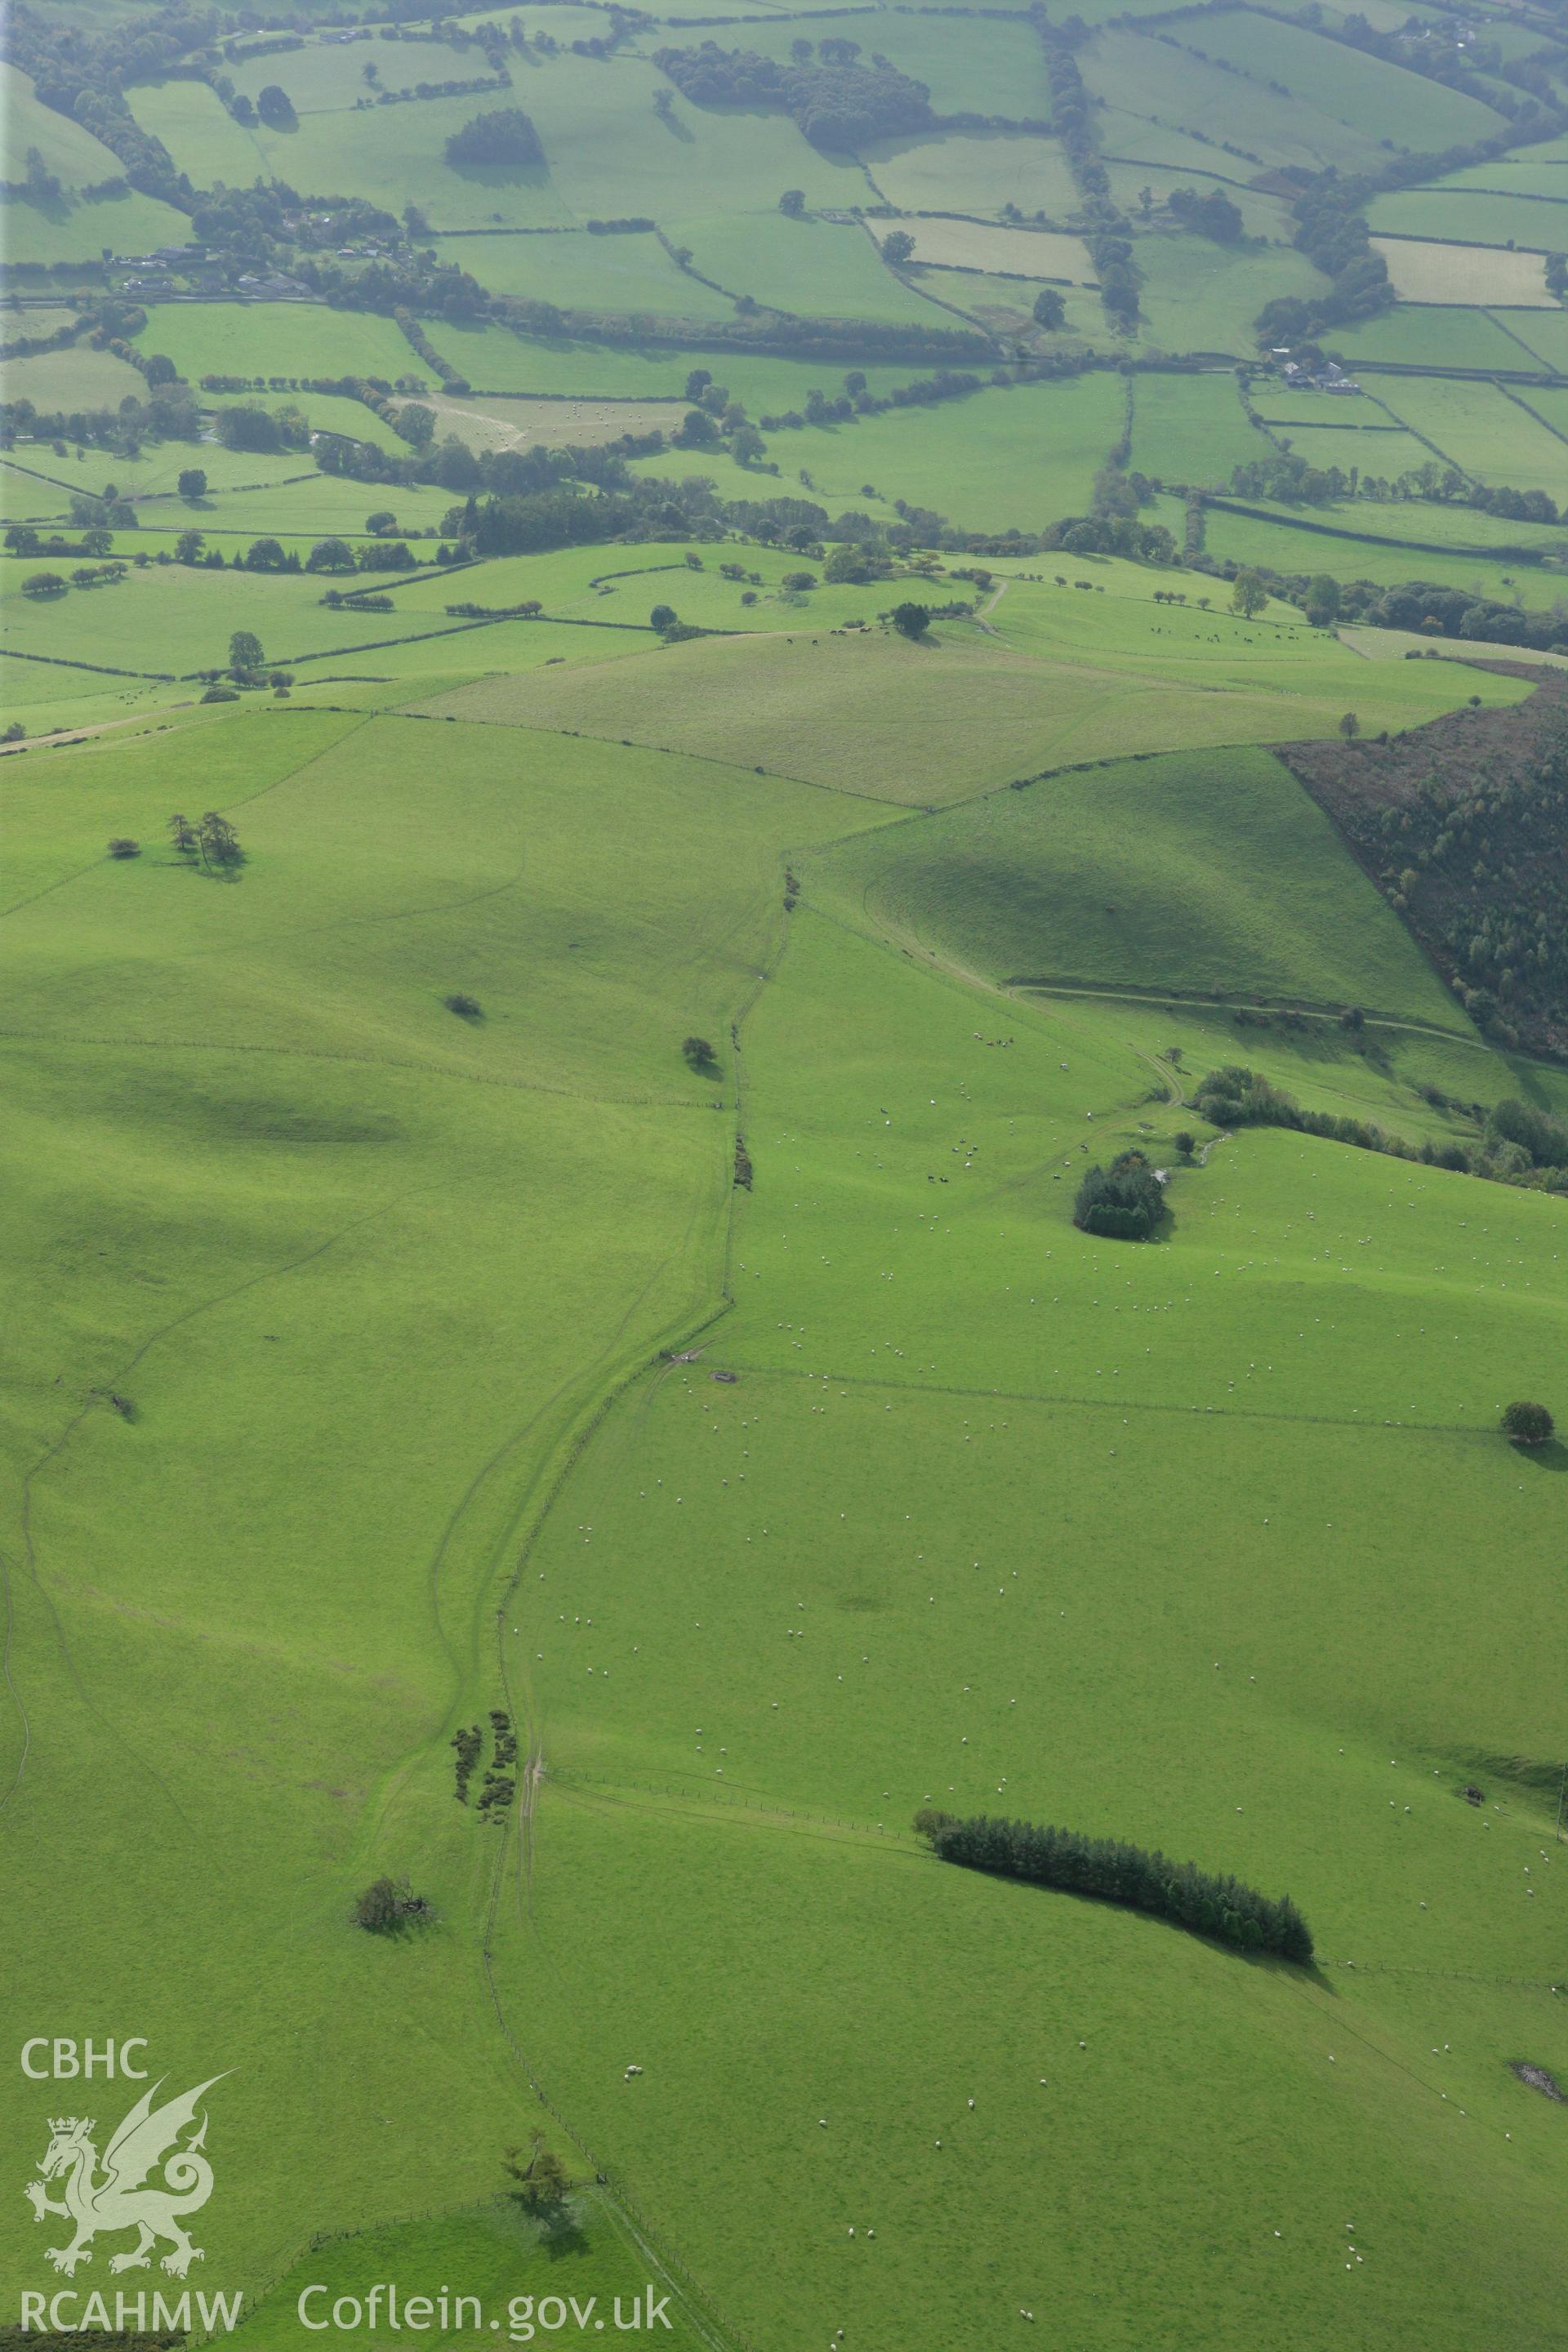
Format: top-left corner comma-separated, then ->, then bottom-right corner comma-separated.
1230,568 -> 1267,618
106,839 -> 141,859
176,466 -> 207,501
256,83 -> 296,126
889,602 -> 931,640
365,510 -> 398,535
1174,1130 -> 1195,1158
229,629 -> 264,674
650,603 -> 678,630
230,93 -> 257,123
1032,287 -> 1067,330
779,188 -> 806,216
167,812 -> 199,858
1501,1400 -> 1554,1446
353,1875 -> 429,1932
1339,710 -> 1361,742
881,229 -> 915,265
503,2131 -> 571,2226
682,1035 -> 718,1075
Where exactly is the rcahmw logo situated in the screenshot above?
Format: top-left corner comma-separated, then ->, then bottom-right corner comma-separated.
19,2040 -> 241,2334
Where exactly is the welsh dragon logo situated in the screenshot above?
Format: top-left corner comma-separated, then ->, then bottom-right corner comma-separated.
25,2076 -> 226,2278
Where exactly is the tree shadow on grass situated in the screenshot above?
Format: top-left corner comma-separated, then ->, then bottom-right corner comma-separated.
1513,1437 -> 1568,1473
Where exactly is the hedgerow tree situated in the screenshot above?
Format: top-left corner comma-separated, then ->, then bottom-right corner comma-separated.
177,467 -> 207,501
1501,1400 -> 1554,1445
881,229 -> 915,265
1231,568 -> 1267,618
229,629 -> 264,675
1032,287 -> 1066,330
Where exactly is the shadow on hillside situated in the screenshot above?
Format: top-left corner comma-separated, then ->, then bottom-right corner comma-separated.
1514,1437 -> 1568,1473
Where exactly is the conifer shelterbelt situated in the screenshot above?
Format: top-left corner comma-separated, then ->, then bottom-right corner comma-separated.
915,1811 -> 1315,1964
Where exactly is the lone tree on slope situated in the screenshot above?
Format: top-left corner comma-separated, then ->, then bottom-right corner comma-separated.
1501,1400 -> 1554,1446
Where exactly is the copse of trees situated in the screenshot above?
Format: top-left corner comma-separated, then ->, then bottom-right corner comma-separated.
1167,184 -> 1243,243
915,1810 -> 1314,1962
653,41 -> 933,149
1073,1147 -> 1164,1240
443,106 -> 543,165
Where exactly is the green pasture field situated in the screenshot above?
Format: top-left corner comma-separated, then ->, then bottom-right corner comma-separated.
2,340 -> 145,409
127,75 -> 273,188
1129,368 -> 1273,486
224,34 -> 464,114
896,219 -> 1094,278
1134,234 -> 1328,357
0,60 -> 128,186
1097,104 -> 1267,177
1372,237 -> 1552,307
474,880 -> 1567,2351
809,742 -> 1465,1020
1370,185 -> 1568,250
918,270 -> 1106,340
1080,29 -> 1377,172
414,390 -> 673,449
1169,8 -> 1503,148
1201,501 -> 1568,606
1104,160 -> 1293,239
381,536 -> 902,617
629,369 -> 1125,533
249,93 -> 571,231
1507,381 -> 1568,453
1418,153 -> 1568,198
1503,308 -> 1568,372
7,439 -> 323,504
427,231 -> 736,321
1374,374 -> 1568,495
0,703 -> 890,2319
0,561 -> 463,677
421,601 -> 1527,800
0,185 -> 193,264
130,302 -> 426,387
0,457 -> 87,520
1245,418 -> 1437,479
234,2199 -> 708,2352
1323,305 -> 1551,371
193,383 -> 412,452
121,474 -> 460,534
729,8 -> 1054,118
515,52 -> 858,224
419,321 -> 927,408
0,657 -> 199,728
1217,492 -> 1568,558
861,130 -> 1082,219
673,214 -> 954,323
